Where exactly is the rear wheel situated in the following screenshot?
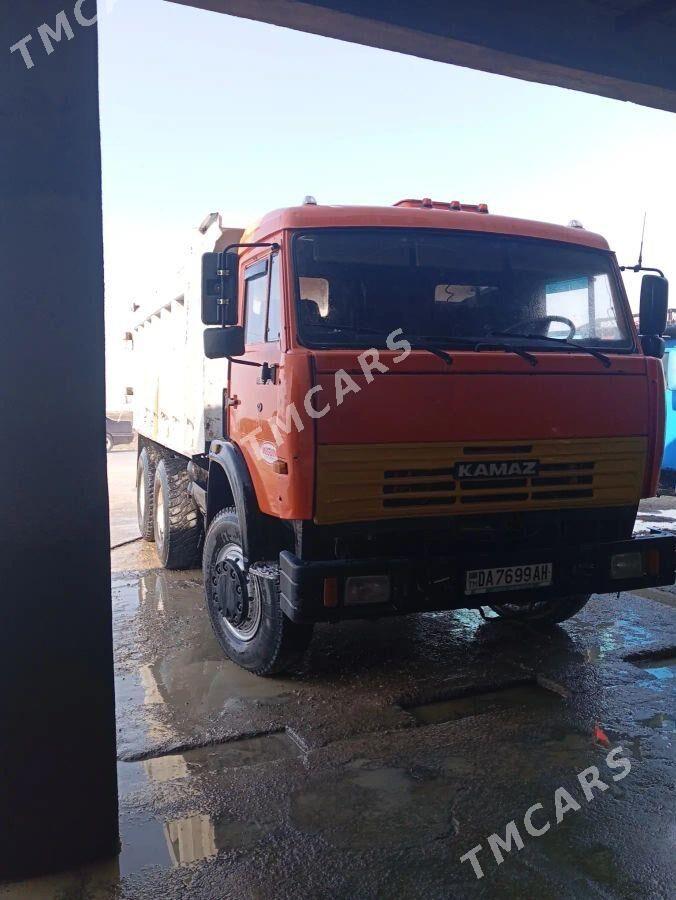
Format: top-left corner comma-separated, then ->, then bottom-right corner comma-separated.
136,447 -> 156,541
489,593 -> 591,626
153,457 -> 202,569
106,433 -> 114,453
203,508 -> 313,675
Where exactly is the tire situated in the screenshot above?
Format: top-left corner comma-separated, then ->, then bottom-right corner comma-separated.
153,457 -> 203,569
203,508 -> 313,675
489,593 -> 591,627
106,433 -> 114,453
136,448 -> 156,541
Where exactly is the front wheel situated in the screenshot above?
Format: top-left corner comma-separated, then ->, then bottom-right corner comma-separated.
203,508 -> 313,675
106,433 -> 114,453
489,593 -> 591,626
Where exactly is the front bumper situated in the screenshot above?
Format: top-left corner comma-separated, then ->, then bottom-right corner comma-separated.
279,533 -> 676,623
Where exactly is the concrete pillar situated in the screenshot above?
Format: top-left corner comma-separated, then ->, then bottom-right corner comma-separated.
0,1 -> 119,880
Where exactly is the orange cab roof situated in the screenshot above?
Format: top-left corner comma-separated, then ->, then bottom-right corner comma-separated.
242,204 -> 610,251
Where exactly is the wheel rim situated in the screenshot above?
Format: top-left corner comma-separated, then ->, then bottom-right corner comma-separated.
213,542 -> 261,642
155,488 -> 165,547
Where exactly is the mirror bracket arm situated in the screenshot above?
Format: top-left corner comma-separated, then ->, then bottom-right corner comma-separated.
620,264 -> 666,278
227,356 -> 261,367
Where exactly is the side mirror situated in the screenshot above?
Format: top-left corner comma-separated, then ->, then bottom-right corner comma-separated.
201,251 -> 239,325
639,274 -> 668,336
639,274 -> 668,358
203,325 -> 245,360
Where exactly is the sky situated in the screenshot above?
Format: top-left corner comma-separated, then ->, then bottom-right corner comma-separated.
98,0 -> 676,405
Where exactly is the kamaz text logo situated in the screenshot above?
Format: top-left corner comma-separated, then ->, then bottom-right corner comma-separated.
453,460 -> 539,479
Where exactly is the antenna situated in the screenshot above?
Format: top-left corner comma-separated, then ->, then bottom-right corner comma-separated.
637,211 -> 646,269
620,212 -> 665,277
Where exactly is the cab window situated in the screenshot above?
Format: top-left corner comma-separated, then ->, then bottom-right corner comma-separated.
244,254 -> 282,344
266,254 -> 282,342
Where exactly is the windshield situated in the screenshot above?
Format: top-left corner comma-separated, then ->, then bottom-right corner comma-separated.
293,229 -> 633,351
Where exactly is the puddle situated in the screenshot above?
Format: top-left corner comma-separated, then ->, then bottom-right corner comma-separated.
112,580 -> 141,618
628,649 -> 676,681
541,730 -> 593,754
449,608 -> 482,630
638,665 -> 675,681
114,569 -> 298,757
584,645 -> 603,663
114,667 -> 174,753
541,838 -> 642,897
116,732 -> 296,875
290,765 -> 453,850
592,617 -> 656,657
119,810 -> 267,875
115,655 -> 294,748
116,572 -> 295,709
408,681 -> 559,725
149,657 -> 294,709
118,817 -> 171,875
119,730 -> 300,794
638,712 -> 676,732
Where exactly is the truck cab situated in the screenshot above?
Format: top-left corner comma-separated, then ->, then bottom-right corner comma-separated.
134,199 -> 674,675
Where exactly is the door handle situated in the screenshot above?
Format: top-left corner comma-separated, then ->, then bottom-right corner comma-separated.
257,362 -> 278,385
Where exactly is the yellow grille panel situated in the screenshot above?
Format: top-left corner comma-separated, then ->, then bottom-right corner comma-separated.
314,437 -> 646,525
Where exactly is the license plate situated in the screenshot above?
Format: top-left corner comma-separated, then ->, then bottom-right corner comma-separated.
465,563 -> 553,596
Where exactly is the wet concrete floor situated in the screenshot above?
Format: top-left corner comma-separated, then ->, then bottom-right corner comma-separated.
3,537 -> 675,899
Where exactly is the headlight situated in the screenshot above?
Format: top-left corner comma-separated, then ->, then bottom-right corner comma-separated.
610,552 -> 644,579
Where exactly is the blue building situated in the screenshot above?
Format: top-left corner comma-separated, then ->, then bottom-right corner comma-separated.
660,327 -> 676,492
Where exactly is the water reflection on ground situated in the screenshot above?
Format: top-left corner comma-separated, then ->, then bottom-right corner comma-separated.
103,548 -> 676,890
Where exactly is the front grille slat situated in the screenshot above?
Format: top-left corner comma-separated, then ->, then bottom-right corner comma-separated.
315,438 -> 646,524
383,481 -> 456,495
460,492 -> 530,504
530,488 -> 594,500
385,467 -> 454,479
538,461 -> 594,472
459,477 -> 528,491
531,475 -> 594,487
384,496 -> 456,509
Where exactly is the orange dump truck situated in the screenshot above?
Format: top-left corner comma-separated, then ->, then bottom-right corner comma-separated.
133,198 -> 674,674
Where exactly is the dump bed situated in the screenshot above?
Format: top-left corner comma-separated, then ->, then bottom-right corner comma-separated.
131,217 -> 243,458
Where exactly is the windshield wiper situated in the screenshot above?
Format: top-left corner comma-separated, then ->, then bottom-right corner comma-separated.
383,331 -> 539,366
485,332 -> 611,368
473,340 -> 538,367
408,332 -> 536,363
326,324 -> 454,366
409,344 -> 453,365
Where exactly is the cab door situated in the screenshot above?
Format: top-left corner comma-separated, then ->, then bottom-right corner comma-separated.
227,250 -> 284,515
